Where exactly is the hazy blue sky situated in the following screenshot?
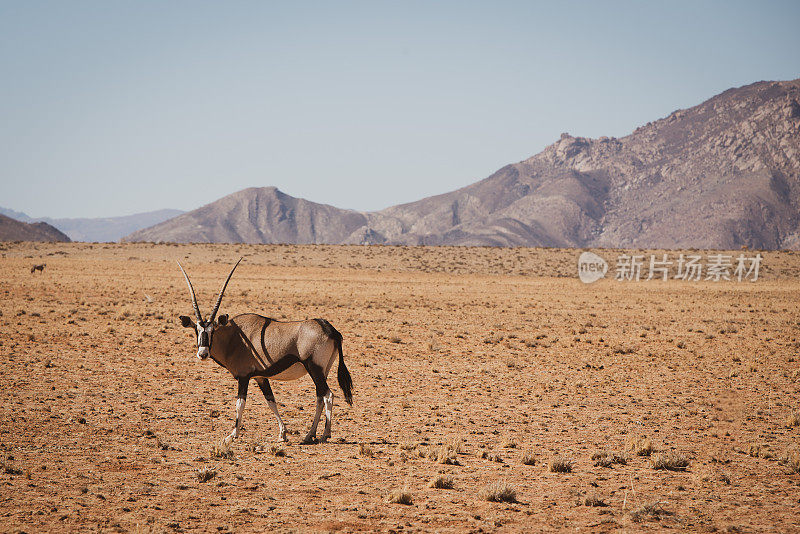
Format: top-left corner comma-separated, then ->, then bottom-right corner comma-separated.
1,1 -> 799,218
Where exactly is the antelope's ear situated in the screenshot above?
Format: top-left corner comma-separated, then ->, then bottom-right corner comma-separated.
179,315 -> 194,328
217,314 -> 228,326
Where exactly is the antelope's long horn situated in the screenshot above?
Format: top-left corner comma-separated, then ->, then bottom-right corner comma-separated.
209,257 -> 243,323
177,261 -> 203,322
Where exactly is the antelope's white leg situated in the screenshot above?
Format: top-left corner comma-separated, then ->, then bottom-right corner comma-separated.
321,390 -> 333,442
302,397 -> 323,444
227,396 -> 246,442
267,400 -> 288,442
227,378 -> 249,442
255,377 -> 288,442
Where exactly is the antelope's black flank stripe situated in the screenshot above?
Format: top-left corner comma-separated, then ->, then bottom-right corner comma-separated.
259,318 -> 274,364
250,354 -> 300,379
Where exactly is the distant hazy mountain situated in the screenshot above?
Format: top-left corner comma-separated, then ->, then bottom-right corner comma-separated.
125,79 -> 800,249
0,208 -> 184,242
0,214 -> 70,242
0,207 -> 31,222
123,187 -> 367,244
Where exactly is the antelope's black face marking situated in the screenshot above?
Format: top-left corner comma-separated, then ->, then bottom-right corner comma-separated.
179,315 -> 215,360
196,320 -> 213,360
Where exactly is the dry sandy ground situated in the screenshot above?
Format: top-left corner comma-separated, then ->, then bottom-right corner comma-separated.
0,242 -> 799,533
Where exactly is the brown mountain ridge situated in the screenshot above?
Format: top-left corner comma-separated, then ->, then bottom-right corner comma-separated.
124,79 -> 800,249
0,214 -> 71,243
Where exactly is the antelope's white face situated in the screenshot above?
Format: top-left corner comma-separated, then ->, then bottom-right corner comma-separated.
196,320 -> 212,359
179,315 -> 228,360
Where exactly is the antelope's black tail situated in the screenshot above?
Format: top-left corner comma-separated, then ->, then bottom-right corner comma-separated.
314,318 -> 353,405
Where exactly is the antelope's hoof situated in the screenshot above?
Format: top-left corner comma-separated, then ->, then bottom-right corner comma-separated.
301,436 -> 319,445
279,432 -> 288,443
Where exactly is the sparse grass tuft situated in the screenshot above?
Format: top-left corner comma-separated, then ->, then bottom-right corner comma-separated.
549,457 -> 573,473
501,437 -> 517,449
387,488 -> 413,505
196,467 -> 217,483
788,453 -> 800,474
211,439 -> 234,460
269,445 -> 286,457
778,447 -> 800,473
2,462 -> 22,475
358,443 -> 373,457
435,445 -> 461,465
584,495 -> 608,507
429,475 -> 454,489
521,451 -> 536,465
630,501 -> 673,523
627,436 -> 654,457
480,481 -> 517,503
785,411 -> 800,428
481,450 -> 503,463
650,451 -> 690,471
592,451 -> 627,467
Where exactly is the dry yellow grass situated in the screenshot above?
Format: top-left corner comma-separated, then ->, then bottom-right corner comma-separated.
780,447 -> 800,474
195,467 -> 217,483
386,488 -> 413,505
591,451 -> 627,467
210,439 -> 234,460
650,451 -> 690,471
584,495 -> 608,507
627,436 -> 655,457
479,481 -> 517,503
428,475 -> 454,489
785,411 -> 800,428
549,457 -> 573,473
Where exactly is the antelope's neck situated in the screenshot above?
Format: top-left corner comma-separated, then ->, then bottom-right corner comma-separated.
209,320 -> 267,378
208,323 -> 237,369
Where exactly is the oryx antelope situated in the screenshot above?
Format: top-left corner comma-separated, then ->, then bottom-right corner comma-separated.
177,258 -> 353,445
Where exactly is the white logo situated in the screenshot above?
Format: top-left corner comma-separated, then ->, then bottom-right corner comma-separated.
578,252 -> 608,283
578,252 -> 762,284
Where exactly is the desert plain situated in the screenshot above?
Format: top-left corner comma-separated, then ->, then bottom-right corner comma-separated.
0,242 -> 799,533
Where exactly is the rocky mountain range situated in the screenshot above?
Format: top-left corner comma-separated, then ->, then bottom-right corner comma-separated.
125,79 -> 800,249
0,214 -> 70,242
0,208 -> 183,242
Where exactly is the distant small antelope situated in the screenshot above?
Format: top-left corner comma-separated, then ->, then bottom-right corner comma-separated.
31,264 -> 45,274
177,258 -> 353,445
